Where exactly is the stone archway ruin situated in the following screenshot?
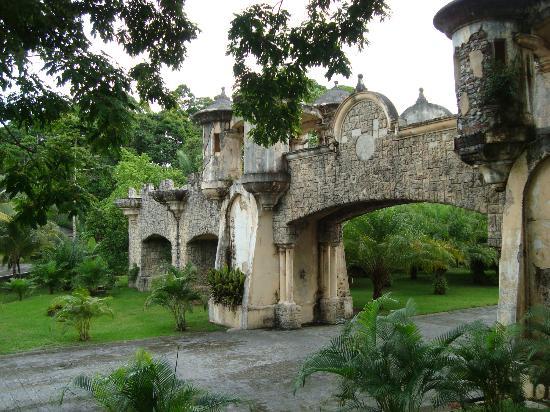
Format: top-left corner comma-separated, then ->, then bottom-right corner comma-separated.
140,234 -> 172,291
118,0 -> 550,330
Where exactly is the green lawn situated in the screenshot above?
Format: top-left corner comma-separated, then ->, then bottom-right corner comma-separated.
0,283 -> 223,355
350,268 -> 499,315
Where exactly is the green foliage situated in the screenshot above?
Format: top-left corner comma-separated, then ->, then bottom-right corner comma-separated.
433,270 -> 448,295
296,295 -> 466,411
34,235 -> 94,291
62,349 -> 239,411
0,220 -> 50,275
207,266 -> 246,309
51,288 -> 113,341
145,265 -> 202,332
3,278 -> 35,301
74,256 -> 113,295
83,149 -> 185,275
130,104 -> 202,169
344,208 -> 415,299
227,0 -> 389,146
449,322 -> 532,411
482,62 -> 522,116
128,264 -> 140,284
524,305 -> 550,390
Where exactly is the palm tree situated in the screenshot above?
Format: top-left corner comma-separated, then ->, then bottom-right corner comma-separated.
145,264 -> 202,331
449,322 -> 532,412
51,288 -> 113,341
344,209 -> 415,299
0,221 -> 41,276
62,349 -> 239,411
525,305 -> 550,398
2,278 -> 35,300
295,295 -> 466,412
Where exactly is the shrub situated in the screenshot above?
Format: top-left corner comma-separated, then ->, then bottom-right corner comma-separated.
145,265 -> 202,331
295,295 -> 466,411
32,260 -> 64,294
73,256 -> 113,294
525,306 -> 550,394
449,322 -> 532,411
433,269 -> 448,295
128,263 -> 140,284
3,278 -> 35,301
62,349 -> 239,411
207,265 -> 245,309
51,288 -> 113,341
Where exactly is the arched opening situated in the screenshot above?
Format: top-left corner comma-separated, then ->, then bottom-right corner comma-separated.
186,234 -> 218,290
289,200 -> 498,324
140,234 -> 172,291
525,157 -> 550,310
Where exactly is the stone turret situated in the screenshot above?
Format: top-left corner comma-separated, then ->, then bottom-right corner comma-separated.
312,81 -> 351,145
241,123 -> 290,210
434,0 -> 536,188
401,88 -> 453,125
193,88 -> 242,199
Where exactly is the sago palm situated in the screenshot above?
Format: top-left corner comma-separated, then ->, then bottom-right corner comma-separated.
62,349 -> 239,412
344,210 -> 415,299
52,288 -> 113,341
0,221 -> 41,275
145,264 -> 202,331
449,322 -> 533,412
295,294 -> 466,412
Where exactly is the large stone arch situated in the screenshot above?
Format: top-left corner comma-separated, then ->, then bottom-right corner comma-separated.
274,93 -> 502,246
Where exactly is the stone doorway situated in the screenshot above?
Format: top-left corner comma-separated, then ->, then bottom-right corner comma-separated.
186,234 -> 218,290
140,234 -> 172,291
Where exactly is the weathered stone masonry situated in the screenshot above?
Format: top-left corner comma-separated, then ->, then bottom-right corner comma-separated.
119,0 -> 549,330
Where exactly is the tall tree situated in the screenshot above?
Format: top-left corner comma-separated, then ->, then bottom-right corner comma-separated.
227,0 -> 389,146
1,0 -> 198,225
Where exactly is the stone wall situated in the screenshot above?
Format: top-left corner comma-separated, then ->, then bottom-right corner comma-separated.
273,94 -> 501,245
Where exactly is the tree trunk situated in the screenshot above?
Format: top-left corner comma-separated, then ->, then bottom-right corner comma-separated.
471,259 -> 485,284
371,270 -> 387,300
410,266 -> 418,280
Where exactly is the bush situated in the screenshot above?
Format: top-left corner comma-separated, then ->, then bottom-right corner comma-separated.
433,269 -> 448,295
73,256 -> 113,294
51,288 -> 113,341
2,278 -> 35,301
296,295 -> 466,411
449,322 -> 532,411
62,349 -> 239,411
145,265 -> 202,331
32,260 -> 64,294
207,266 -> 245,309
128,263 -> 140,284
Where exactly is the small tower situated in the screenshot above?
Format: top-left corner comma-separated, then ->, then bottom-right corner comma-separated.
400,88 -> 453,125
193,88 -> 242,199
313,81 -> 351,145
434,0 -> 535,188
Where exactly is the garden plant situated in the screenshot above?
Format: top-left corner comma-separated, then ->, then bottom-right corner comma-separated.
207,265 -> 245,309
51,288 -> 113,341
3,278 -> 35,301
145,264 -> 202,332
62,349 -> 240,411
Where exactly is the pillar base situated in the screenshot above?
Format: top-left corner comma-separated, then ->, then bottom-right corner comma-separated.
275,303 -> 302,329
318,297 -> 353,324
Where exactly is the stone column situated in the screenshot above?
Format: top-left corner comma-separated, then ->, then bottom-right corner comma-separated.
275,244 -> 302,329
285,246 -> 294,303
278,246 -> 286,303
330,243 -> 338,299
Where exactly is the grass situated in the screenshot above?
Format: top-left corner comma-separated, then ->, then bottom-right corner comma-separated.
350,268 -> 499,315
0,280 -> 223,355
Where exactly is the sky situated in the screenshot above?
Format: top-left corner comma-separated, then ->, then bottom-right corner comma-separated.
99,0 -> 457,115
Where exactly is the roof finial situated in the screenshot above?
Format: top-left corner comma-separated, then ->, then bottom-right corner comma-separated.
334,81 -> 339,88
416,87 -> 427,104
220,87 -> 227,98
355,74 -> 367,92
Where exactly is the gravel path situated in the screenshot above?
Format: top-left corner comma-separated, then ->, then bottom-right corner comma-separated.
0,306 -> 497,412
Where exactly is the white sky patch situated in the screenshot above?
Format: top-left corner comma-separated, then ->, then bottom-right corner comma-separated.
40,0 -> 458,115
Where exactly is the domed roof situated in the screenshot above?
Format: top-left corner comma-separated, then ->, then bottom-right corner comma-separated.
400,88 -> 453,125
192,87 -> 232,123
314,81 -> 351,106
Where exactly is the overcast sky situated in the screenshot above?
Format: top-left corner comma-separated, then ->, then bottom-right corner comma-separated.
101,0 -> 457,115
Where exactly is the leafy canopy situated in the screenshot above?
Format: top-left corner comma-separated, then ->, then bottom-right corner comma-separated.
227,0 -> 389,146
